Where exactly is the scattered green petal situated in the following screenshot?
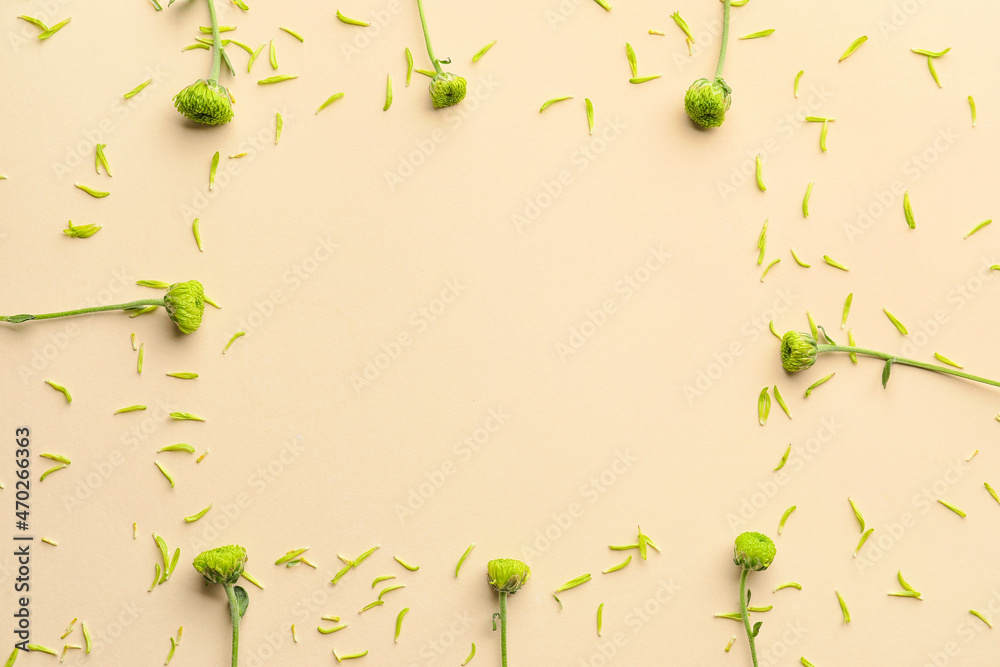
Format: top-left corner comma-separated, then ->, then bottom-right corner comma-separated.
455,543 -> 475,577
18,15 -> 49,31
933,352 -> 963,369
585,98 -> 594,135
969,95 -> 977,127
912,47 -> 951,58
755,155 -> 766,191
778,505 -> 796,535
626,42 -> 637,78
40,453 -> 71,465
773,385 -> 791,419
802,181 -> 813,217
758,387 -> 771,425
629,75 -> 662,84
257,75 -> 298,85
209,151 -> 220,190
167,372 -> 199,379
358,600 -> 384,613
155,461 -> 175,488
836,590 -> 851,623
970,610 -> 992,628
275,113 -> 283,144
40,464 -> 68,482
472,40 -> 497,62
377,584 -> 405,600
124,79 -> 153,99
114,405 -> 147,414
773,582 -> 802,592
45,380 -> 72,403
760,258 -> 780,282
822,255 -> 850,271
461,642 -> 476,665
184,504 -> 213,522
405,47 -> 413,86
794,70 -> 804,97
539,96 -> 573,112
839,35 -> 867,62
38,18 -> 71,40
384,75 -> 393,111
75,183 -> 109,198
280,26 -> 304,42
394,556 -> 419,571
158,444 -> 196,453
790,248 -> 811,268
804,373 -> 835,398
883,308 -> 908,335
602,555 -> 631,574
740,29 -> 775,39
965,219 -> 992,238
985,482 -> 1000,505
848,497 -> 865,533
336,10 -> 369,26
95,144 -> 112,176
275,548 -> 309,565
62,221 -> 102,238
938,499 -> 966,517
774,444 -> 791,471
223,331 -> 245,354
394,608 -> 409,643
169,412 -> 206,421
316,92 -> 345,114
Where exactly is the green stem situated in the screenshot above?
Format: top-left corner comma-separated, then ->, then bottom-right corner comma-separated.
818,344 -> 1000,388
224,583 -> 240,667
0,299 -> 165,323
499,591 -> 508,667
415,0 -> 444,75
206,0 -> 223,83
739,567 -> 759,667
715,0 -> 731,80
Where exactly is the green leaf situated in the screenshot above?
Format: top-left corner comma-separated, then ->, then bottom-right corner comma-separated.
751,621 -> 763,638
882,359 -> 893,389
234,585 -> 249,618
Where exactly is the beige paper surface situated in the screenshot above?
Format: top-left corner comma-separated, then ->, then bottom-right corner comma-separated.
3,0 -> 1000,665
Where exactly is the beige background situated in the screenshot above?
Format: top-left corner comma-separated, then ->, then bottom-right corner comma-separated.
3,0 -> 1000,665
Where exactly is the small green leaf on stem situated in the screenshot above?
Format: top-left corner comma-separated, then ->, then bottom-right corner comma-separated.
881,359 -> 893,388
234,585 -> 250,618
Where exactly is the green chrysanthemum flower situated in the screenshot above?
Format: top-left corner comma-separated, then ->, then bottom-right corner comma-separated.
487,558 -> 531,595
429,72 -> 467,108
173,79 -> 234,125
684,78 -> 732,128
781,331 -> 819,372
733,531 -> 776,572
164,280 -> 206,334
193,544 -> 247,585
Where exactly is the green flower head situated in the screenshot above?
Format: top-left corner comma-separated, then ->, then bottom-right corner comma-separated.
487,558 -> 531,594
173,79 -> 234,125
684,78 -> 732,128
164,280 -> 206,334
781,331 -> 819,372
193,544 -> 247,585
429,72 -> 467,108
733,532 -> 776,572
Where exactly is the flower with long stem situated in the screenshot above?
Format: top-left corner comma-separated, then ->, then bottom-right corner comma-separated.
487,558 -> 530,667
415,0 -> 466,108
781,331 -> 1000,389
193,545 -> 249,667
0,280 -> 206,333
733,532 -> 776,667
173,0 -> 234,124
684,0 -> 732,127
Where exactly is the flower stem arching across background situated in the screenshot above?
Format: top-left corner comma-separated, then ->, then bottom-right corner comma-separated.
0,281 -> 207,334
684,0 -> 732,127
780,331 -> 1000,389
415,0 -> 467,108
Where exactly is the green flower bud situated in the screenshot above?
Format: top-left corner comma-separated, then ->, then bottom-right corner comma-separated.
487,558 -> 531,595
684,77 -> 732,128
193,544 -> 247,585
733,532 -> 776,572
429,72 -> 467,108
163,280 -> 206,334
173,79 -> 235,126
781,331 -> 819,372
